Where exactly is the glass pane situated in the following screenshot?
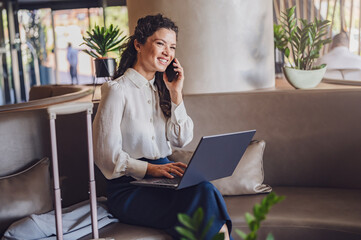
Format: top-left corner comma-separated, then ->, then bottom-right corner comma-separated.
18,8 -> 54,94
1,8 -> 14,105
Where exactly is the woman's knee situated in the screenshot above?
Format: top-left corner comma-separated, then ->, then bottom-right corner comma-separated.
196,181 -> 217,194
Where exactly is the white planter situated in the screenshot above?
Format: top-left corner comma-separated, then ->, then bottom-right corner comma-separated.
283,66 -> 327,89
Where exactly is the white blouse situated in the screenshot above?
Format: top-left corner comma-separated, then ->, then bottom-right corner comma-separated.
93,68 -> 194,180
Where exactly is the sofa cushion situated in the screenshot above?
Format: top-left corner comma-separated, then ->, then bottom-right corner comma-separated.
227,187 -> 361,240
0,157 -> 53,235
212,140 -> 271,195
170,140 -> 271,195
168,149 -> 193,164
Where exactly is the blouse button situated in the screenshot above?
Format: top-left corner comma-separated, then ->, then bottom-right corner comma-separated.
150,118 -> 153,122
152,136 -> 155,140
147,100 -> 151,104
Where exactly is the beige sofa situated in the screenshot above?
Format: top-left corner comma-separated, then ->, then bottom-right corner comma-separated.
1,88 -> 361,239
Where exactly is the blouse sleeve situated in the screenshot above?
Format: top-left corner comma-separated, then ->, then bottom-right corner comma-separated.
166,101 -> 194,148
93,81 -> 148,180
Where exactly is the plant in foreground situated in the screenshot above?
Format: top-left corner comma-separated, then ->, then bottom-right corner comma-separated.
176,192 -> 284,240
176,207 -> 224,240
236,192 -> 285,240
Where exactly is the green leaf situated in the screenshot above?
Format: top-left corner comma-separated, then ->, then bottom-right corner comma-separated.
300,18 -> 308,27
211,233 -> 225,240
235,229 -> 247,239
201,216 -> 214,240
287,6 -> 296,17
108,35 -> 127,49
178,213 -> 196,231
249,221 -> 260,232
312,63 -> 326,69
323,39 -> 332,44
266,233 -> 275,240
253,204 -> 261,218
315,32 -> 329,40
175,226 -> 197,240
284,47 -> 290,58
193,207 -> 204,230
248,231 -> 257,240
245,212 -> 255,225
82,49 -> 100,58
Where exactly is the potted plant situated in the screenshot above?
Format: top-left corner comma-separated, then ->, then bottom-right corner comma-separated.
274,6 -> 332,89
81,24 -> 126,78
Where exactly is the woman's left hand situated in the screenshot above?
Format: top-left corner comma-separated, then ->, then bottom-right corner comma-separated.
146,162 -> 188,178
163,58 -> 184,105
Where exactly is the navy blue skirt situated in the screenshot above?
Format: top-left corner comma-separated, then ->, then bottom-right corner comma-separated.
106,157 -> 233,240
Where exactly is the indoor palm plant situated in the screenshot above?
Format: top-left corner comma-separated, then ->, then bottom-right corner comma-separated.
274,6 -> 332,89
81,24 -> 126,78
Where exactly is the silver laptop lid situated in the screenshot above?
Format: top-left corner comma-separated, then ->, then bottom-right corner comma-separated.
177,130 -> 256,189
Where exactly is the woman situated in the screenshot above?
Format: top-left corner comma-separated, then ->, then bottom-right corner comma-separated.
93,14 -> 232,240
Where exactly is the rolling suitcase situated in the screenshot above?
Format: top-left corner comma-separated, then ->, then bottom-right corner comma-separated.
47,102 -> 99,240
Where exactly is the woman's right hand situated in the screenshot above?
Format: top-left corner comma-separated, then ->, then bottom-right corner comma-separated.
146,162 -> 187,178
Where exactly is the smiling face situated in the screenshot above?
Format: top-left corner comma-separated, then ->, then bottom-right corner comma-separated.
133,28 -> 177,80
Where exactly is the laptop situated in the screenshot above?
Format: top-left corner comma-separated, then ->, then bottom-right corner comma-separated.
130,130 -> 256,190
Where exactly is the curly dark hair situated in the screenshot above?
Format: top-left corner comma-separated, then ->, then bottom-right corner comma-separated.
113,14 -> 178,118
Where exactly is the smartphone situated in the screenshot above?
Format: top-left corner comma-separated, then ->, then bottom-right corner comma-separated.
165,59 -> 177,82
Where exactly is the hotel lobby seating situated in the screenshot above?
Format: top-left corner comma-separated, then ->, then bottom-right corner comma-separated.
0,85 -> 92,113
1,87 -> 361,239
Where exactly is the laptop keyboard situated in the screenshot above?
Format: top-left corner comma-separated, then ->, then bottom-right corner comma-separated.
154,177 -> 181,184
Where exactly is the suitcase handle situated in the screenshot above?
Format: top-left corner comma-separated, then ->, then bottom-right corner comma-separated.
48,102 -> 93,119
48,101 -> 99,239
